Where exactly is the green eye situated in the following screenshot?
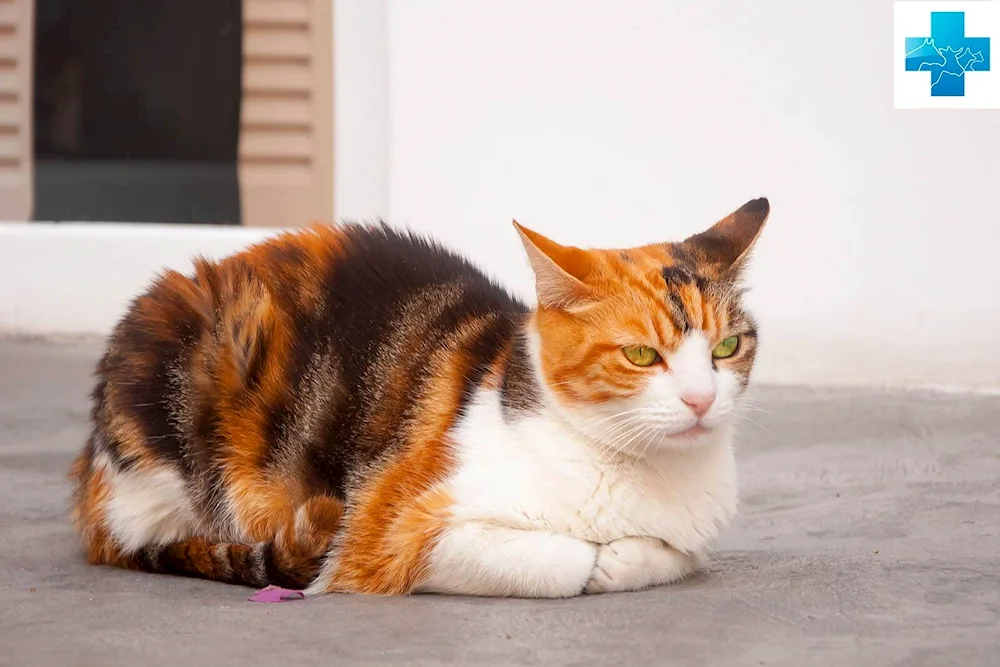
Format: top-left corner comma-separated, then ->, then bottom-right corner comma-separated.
712,336 -> 740,359
623,346 -> 659,367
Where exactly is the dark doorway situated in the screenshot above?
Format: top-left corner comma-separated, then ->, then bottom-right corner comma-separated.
33,0 -> 242,223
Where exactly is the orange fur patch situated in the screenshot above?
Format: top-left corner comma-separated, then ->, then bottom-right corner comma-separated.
322,319 -> 501,594
532,244 -> 736,405
202,228 -> 349,542
330,479 -> 454,595
269,496 -> 345,585
70,464 -> 133,567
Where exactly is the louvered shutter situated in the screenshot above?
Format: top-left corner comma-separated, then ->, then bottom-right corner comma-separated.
0,0 -> 32,220
239,0 -> 333,227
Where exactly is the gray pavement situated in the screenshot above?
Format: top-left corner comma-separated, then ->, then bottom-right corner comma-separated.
1,337 -> 998,667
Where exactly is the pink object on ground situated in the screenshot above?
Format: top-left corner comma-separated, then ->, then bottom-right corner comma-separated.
249,585 -> 306,603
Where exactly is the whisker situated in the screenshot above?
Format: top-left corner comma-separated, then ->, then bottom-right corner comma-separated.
594,420 -> 645,454
735,404 -> 788,432
627,425 -> 659,473
588,413 -> 644,438
595,420 -> 649,463
731,414 -> 779,439
599,420 -> 655,465
587,407 -> 650,427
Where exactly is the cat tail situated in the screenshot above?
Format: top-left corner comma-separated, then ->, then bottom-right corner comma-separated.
131,535 -> 327,590
130,498 -> 343,590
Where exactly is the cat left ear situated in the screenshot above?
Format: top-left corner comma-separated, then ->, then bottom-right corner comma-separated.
513,221 -> 594,309
682,197 -> 770,273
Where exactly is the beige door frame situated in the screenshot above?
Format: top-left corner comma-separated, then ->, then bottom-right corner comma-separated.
0,0 -> 334,226
0,0 -> 33,221
239,0 -> 334,227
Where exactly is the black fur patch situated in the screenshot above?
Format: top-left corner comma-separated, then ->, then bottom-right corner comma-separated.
262,224 -> 529,497
500,335 -> 542,419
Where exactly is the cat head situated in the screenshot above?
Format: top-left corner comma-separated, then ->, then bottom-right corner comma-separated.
516,198 -> 770,454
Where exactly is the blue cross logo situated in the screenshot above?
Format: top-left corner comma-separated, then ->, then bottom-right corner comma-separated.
905,12 -> 991,96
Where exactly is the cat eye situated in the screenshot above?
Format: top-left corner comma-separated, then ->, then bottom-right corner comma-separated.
712,336 -> 740,359
623,345 -> 660,367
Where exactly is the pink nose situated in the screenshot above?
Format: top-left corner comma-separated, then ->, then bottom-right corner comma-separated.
681,391 -> 716,418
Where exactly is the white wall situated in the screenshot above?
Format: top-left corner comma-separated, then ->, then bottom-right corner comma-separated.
333,0 -> 389,220
3,1 -> 998,390
386,0 -> 1000,387
0,224 -> 279,336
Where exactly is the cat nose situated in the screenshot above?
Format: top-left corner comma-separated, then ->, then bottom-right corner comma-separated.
681,391 -> 716,418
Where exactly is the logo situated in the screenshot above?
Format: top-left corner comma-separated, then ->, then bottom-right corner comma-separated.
905,12 -> 990,96
895,2 -> 1000,108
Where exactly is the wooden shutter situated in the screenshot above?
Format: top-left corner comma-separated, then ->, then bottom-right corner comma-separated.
239,0 -> 333,227
0,0 -> 32,220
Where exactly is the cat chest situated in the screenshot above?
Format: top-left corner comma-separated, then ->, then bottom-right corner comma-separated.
446,410 -> 738,553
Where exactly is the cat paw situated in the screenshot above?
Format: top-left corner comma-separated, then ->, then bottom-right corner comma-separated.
584,537 -> 699,595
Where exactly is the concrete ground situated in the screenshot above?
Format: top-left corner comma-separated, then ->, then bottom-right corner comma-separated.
0,338 -> 997,667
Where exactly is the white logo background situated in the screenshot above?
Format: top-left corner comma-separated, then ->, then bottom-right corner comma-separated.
894,1 -> 1000,109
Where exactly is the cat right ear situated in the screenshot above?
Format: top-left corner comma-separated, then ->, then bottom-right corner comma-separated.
513,221 -> 595,309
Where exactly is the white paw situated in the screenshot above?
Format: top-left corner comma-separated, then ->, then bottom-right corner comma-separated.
584,537 -> 699,595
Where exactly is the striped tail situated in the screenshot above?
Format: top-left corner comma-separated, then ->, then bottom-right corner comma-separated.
132,537 -> 328,590
128,497 -> 343,590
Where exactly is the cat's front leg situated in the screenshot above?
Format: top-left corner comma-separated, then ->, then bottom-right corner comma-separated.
417,522 -> 598,598
584,536 -> 703,594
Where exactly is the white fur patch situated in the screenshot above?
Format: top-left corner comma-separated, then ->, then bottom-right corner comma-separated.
422,391 -> 738,596
419,523 -> 597,598
95,453 -> 198,553
304,550 -> 340,596
443,390 -> 737,549
584,536 -> 702,594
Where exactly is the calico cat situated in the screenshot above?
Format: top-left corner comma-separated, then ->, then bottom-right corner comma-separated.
69,197 -> 770,598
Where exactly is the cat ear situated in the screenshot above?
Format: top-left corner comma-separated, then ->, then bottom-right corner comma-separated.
513,221 -> 595,309
681,197 -> 770,273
